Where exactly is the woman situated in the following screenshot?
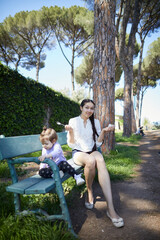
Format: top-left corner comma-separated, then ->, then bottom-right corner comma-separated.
65,99 -> 124,228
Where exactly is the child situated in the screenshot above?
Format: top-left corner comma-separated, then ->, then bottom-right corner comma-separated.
38,126 -> 85,186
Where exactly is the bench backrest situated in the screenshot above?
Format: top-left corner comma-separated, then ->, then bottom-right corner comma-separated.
0,132 -> 67,160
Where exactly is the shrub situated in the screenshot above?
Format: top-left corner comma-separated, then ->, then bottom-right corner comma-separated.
0,63 -> 80,137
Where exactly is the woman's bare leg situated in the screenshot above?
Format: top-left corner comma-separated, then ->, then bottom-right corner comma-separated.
91,151 -> 121,219
84,164 -> 95,203
74,152 -> 96,203
74,151 -> 122,219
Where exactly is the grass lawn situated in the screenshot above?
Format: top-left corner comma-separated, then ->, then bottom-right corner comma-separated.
105,144 -> 140,181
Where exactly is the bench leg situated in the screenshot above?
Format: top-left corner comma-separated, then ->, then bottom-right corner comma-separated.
55,179 -> 77,237
14,193 -> 21,213
42,159 -> 77,237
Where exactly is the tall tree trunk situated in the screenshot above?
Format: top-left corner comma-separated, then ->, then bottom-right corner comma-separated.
123,64 -> 132,136
93,0 -> 116,153
71,43 -> 75,91
71,44 -> 75,91
36,54 -> 40,82
118,0 -> 142,137
136,37 -> 144,128
139,86 -> 147,126
15,57 -> 20,71
139,88 -> 144,126
131,88 -> 137,133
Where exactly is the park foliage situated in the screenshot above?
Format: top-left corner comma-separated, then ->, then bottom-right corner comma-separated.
0,63 -> 80,137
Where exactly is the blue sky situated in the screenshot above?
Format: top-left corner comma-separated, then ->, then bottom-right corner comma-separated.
0,0 -> 160,123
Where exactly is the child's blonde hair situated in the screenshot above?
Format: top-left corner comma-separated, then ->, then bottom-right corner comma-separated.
40,126 -> 57,143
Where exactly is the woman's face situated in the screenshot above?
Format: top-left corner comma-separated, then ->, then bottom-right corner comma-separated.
80,101 -> 95,119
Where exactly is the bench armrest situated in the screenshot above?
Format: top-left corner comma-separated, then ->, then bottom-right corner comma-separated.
42,158 -> 65,194
8,156 -> 62,177
8,157 -> 41,165
43,158 -> 61,178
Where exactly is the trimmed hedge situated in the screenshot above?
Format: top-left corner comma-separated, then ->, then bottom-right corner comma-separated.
0,63 -> 80,136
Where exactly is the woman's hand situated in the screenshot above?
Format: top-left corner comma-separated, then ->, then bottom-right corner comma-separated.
65,125 -> 73,132
98,124 -> 115,143
102,124 -> 115,132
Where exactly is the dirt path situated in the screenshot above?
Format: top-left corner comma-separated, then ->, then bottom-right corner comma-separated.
69,130 -> 160,240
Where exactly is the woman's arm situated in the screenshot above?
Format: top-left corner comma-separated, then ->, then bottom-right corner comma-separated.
65,118 -> 76,149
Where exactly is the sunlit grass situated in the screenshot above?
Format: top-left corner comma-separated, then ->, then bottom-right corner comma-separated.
104,145 -> 140,181
0,161 -> 10,178
62,145 -> 72,152
115,132 -> 141,143
17,151 -> 42,158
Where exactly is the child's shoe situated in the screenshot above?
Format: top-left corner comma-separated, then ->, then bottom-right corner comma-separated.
51,170 -> 64,178
74,174 -> 85,186
59,170 -> 64,178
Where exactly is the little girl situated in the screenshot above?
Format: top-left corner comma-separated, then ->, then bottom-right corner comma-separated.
38,126 -> 85,186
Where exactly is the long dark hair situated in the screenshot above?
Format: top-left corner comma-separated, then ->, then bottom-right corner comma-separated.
80,99 -> 99,142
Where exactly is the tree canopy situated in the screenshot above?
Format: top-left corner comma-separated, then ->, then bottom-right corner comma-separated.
142,37 -> 160,80
0,6 -> 93,86
57,6 -> 94,91
2,9 -> 56,81
134,37 -> 160,85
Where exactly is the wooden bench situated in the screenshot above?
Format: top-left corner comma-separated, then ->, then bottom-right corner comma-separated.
0,132 -> 83,236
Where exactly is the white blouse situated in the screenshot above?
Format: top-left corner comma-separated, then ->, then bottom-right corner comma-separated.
67,116 -> 102,152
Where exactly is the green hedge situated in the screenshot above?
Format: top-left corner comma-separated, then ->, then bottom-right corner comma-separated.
0,63 -> 80,136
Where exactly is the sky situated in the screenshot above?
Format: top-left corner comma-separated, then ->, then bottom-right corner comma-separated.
0,0 -> 160,124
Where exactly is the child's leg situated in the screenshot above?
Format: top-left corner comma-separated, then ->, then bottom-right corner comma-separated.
58,161 -> 76,177
58,161 -> 85,186
39,167 -> 53,178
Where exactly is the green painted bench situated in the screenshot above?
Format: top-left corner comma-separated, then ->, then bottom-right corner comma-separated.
0,132 -> 83,236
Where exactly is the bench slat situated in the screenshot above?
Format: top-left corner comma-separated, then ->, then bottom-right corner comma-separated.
6,176 -> 44,194
25,177 -> 56,194
57,132 -> 67,145
0,135 -> 41,159
67,158 -> 83,172
6,176 -> 56,195
0,132 -> 67,160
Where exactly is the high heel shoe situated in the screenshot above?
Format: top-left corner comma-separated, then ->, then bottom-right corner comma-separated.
106,211 -> 124,228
